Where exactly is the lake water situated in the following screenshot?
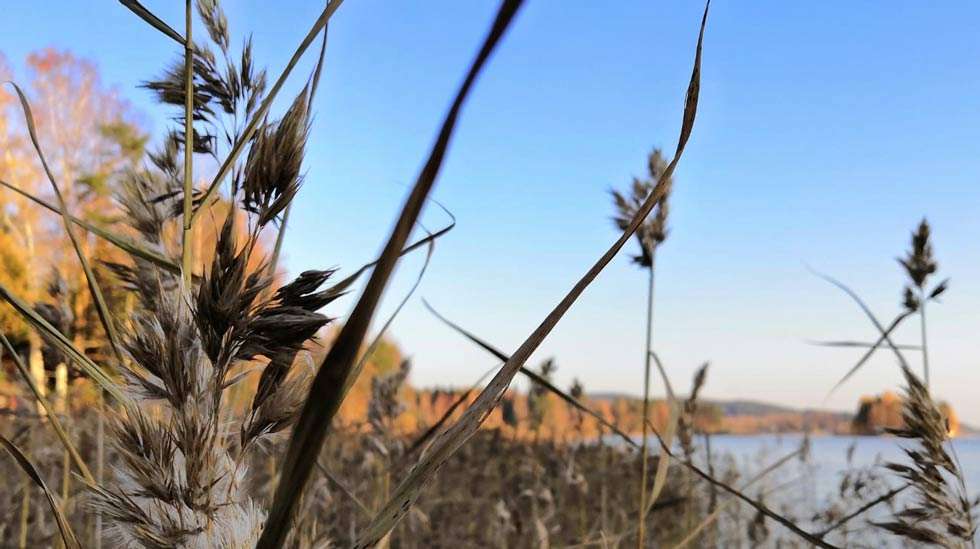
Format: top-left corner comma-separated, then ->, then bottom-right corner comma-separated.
681,433 -> 980,545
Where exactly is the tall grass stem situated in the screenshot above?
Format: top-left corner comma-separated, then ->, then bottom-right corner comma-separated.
638,256 -> 656,547
181,0 -> 194,285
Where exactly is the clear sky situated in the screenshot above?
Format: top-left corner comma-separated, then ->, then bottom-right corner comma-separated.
3,2 -> 979,423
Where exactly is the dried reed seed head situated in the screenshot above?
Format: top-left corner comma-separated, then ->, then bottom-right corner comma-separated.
875,365 -> 977,546
898,218 -> 937,289
142,39 -> 266,156
240,38 -> 268,116
117,171 -> 173,241
196,0 -> 230,52
122,289 -> 210,408
236,268 -> 337,364
195,211 -> 269,367
142,46 -> 219,119
149,130 -> 182,178
929,278 -> 950,300
679,363 -> 709,456
92,6 -> 281,547
244,356 -> 312,446
243,269 -> 336,425
109,406 -> 180,504
242,86 -> 309,226
610,147 -> 673,268
369,359 -> 412,433
902,285 -> 920,312
689,362 -> 708,403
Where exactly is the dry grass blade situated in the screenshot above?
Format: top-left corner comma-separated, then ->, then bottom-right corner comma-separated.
190,0 -> 344,225
316,460 -> 371,518
671,444 -> 806,548
0,332 -> 95,484
0,178 -> 182,274
809,267 -> 910,369
356,4 -> 707,546
825,311 -> 914,396
405,365 -> 497,458
1,436 -> 81,549
119,0 -> 186,45
808,338 -> 918,350
328,205 -> 456,298
644,351 -> 680,516
268,12 -> 331,280
257,3 -> 521,546
341,231 -> 435,399
0,280 -> 127,403
815,483 -> 910,539
421,298 -> 639,449
6,82 -> 124,361
648,428 -> 839,549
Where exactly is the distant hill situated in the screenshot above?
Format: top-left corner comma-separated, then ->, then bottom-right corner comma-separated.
587,391 -> 974,436
588,392 -> 847,417
588,392 -> 853,435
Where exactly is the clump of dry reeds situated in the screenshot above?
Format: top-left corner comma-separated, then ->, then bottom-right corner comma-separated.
873,365 -> 976,547
813,217 -> 973,547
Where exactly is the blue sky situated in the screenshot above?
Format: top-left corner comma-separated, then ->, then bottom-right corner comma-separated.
3,1 -> 980,423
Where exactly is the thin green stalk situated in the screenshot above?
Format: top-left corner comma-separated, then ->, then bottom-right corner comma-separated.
181,0 -> 194,285
638,254 -> 656,548
61,382 -> 71,504
94,392 -> 104,549
18,433 -> 30,549
919,291 -> 929,388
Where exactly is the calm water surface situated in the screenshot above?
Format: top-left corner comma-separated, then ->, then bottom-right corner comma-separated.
637,434 -> 980,545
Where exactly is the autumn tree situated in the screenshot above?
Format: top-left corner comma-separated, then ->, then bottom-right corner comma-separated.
0,49 -> 146,407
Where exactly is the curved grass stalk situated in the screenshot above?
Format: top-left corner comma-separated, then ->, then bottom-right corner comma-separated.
647,427 -> 839,549
0,179 -> 181,274
643,351 -> 679,518
0,332 -> 95,483
1,436 -> 81,549
421,299 -> 639,449
341,228 -> 435,400
0,280 -> 127,404
5,82 -> 124,361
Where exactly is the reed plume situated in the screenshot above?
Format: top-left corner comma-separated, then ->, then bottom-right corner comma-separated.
897,218 -> 947,388
89,1 -> 335,545
873,365 -> 976,547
